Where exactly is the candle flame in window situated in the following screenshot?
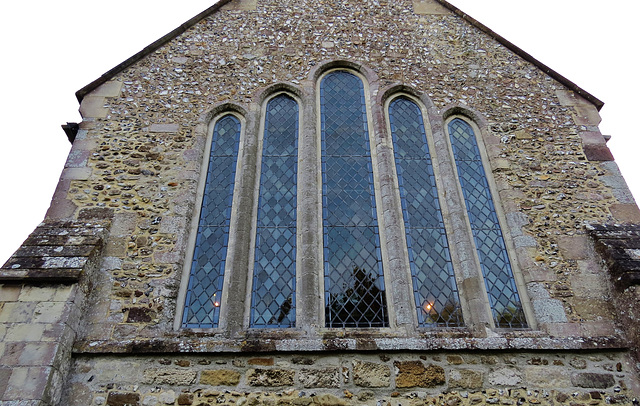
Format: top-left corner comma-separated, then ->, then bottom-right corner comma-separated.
213,293 -> 220,308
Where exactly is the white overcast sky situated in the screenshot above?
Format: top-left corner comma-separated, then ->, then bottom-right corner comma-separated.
0,1 -> 638,264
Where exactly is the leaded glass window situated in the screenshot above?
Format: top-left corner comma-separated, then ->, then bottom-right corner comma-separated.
250,94 -> 298,328
448,118 -> 527,328
320,71 -> 388,328
389,97 -> 462,327
182,114 -> 241,328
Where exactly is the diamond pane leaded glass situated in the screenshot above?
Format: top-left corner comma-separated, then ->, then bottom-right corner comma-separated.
250,94 -> 298,328
448,118 -> 527,328
321,71 -> 388,328
389,97 -> 462,327
182,115 -> 241,328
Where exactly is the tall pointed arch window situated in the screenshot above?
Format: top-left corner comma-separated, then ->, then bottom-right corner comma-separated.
249,94 -> 299,328
388,97 -> 462,327
320,71 -> 388,328
448,118 -> 527,328
182,114 -> 242,328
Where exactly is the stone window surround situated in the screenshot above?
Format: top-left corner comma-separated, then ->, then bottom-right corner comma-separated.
174,59 -> 536,340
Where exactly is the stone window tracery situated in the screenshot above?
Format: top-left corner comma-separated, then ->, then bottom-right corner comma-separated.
178,65 -> 530,334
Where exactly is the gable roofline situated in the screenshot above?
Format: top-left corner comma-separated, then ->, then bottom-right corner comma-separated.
433,0 -> 603,110
75,0 -> 234,102
76,0 -> 603,110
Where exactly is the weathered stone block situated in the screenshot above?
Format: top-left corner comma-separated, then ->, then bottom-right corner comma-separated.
488,367 -> 522,386
247,357 -> 274,366
200,369 -> 241,386
107,391 -> 141,406
532,299 -> 567,324
448,369 -> 483,389
557,235 -> 591,260
353,360 -> 390,388
571,372 -> 615,389
446,355 -> 464,365
143,369 -> 197,385
4,366 -> 51,400
79,96 -> 108,119
0,285 -> 22,302
311,394 -> 347,405
525,366 -> 571,387
149,123 -> 180,133
177,393 -> 194,405
91,81 -> 123,97
0,367 -> 10,399
246,368 -> 294,387
299,367 -> 340,388
413,0 -> 451,15
610,204 -> 640,223
394,361 -> 445,388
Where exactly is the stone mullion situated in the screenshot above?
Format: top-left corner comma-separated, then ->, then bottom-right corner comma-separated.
220,107 -> 262,336
295,83 -> 321,331
369,99 -> 416,330
427,112 -> 494,332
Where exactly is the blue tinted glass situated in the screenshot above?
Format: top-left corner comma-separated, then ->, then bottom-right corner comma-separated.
182,115 -> 241,328
448,118 -> 527,328
389,97 -> 462,327
321,71 -> 388,328
250,95 -> 298,328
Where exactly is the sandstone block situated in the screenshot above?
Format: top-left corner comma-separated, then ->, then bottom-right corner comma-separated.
0,285 -> 22,302
610,204 -> 640,223
144,369 -> 197,385
394,361 -> 445,388
18,286 -> 57,302
446,355 -> 464,365
33,302 -> 68,323
448,369 -> 483,389
299,367 -> 341,388
247,357 -> 274,366
413,0 -> 450,15
4,324 -> 45,342
247,368 -> 294,387
92,81 -> 123,97
79,96 -> 108,119
149,123 -> 180,133
557,235 -> 591,260
571,372 -> 615,389
532,299 -> 567,324
200,369 -> 241,386
177,393 -> 194,405
107,391 -> 141,406
488,367 -> 522,386
353,360 -> 390,388
525,366 -> 571,387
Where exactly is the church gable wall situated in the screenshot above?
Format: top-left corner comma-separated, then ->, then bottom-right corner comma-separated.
3,0 -> 639,403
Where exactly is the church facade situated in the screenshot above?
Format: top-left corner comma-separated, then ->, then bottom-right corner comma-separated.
2,0 -> 640,404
